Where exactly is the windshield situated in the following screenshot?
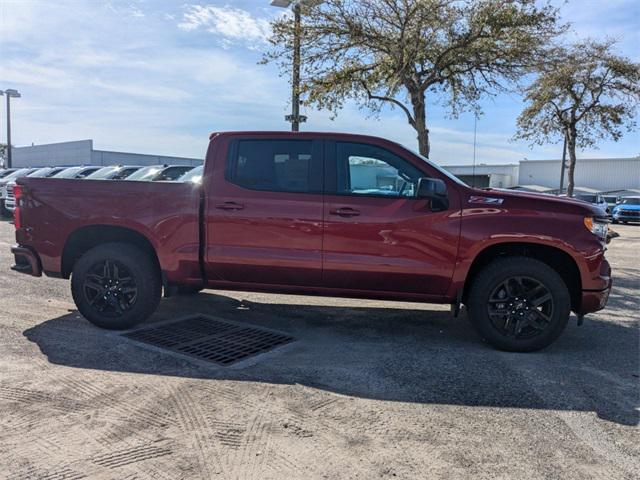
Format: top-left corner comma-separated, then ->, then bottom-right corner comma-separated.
0,169 -> 16,179
2,168 -> 33,182
620,198 -> 640,205
85,166 -> 121,179
403,146 -> 469,187
28,167 -> 54,178
178,165 -> 203,183
125,166 -> 164,181
52,167 -> 82,178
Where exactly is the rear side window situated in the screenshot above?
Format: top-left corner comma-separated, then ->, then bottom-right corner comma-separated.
227,140 -> 320,193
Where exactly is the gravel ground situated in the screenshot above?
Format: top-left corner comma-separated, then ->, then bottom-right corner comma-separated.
0,219 -> 638,479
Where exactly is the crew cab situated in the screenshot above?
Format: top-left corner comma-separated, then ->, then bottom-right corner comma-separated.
10,132 -> 612,352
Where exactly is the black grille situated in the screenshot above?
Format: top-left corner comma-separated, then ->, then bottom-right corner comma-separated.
123,315 -> 294,366
618,210 -> 640,217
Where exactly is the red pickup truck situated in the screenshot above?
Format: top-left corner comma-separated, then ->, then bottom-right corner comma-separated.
11,132 -> 612,351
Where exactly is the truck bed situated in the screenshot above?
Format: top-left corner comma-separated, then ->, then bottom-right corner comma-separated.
16,177 -> 202,284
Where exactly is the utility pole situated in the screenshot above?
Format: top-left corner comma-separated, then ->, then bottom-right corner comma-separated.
3,89 -> 22,169
472,115 -> 477,188
271,0 -> 323,130
289,3 -> 303,132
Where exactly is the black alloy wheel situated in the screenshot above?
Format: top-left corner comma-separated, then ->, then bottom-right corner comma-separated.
487,276 -> 554,339
83,259 -> 138,317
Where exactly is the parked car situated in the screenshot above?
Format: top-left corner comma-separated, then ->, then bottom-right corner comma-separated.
85,165 -> 143,180
52,166 -> 103,179
4,166 -> 71,213
177,165 -> 203,184
0,168 -> 18,179
125,165 -> 195,182
612,196 -> 640,224
10,132 -> 612,352
574,193 -> 608,214
0,168 -> 39,216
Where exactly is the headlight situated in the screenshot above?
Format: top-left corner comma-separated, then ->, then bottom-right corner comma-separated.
584,217 -> 608,239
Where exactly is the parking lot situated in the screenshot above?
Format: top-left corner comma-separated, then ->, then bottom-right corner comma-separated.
0,219 -> 638,479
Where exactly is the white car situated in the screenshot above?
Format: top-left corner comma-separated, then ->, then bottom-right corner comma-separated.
0,168 -> 38,216
4,167 -> 70,213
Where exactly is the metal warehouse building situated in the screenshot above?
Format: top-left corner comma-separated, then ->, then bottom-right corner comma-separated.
445,157 -> 639,192
11,140 -> 202,168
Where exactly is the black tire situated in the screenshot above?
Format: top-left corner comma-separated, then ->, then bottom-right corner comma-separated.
71,242 -> 161,330
176,285 -> 203,295
612,220 -> 618,224
467,256 -> 571,352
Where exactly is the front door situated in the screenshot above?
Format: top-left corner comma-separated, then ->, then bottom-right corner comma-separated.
322,140 -> 459,296
205,137 -> 324,287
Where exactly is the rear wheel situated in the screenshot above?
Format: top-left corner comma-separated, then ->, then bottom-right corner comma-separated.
71,243 -> 161,330
467,256 -> 571,352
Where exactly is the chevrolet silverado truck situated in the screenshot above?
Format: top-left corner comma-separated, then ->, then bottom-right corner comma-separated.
10,132 -> 612,351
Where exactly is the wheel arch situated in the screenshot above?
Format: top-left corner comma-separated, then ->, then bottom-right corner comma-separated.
462,242 -> 582,311
61,225 -> 160,279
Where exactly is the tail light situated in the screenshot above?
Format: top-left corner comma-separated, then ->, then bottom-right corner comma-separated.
13,184 -> 23,229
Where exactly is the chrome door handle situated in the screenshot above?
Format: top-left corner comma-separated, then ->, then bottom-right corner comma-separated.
330,207 -> 360,217
215,201 -> 244,211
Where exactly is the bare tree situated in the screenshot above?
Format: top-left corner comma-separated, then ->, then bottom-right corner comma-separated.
264,0 -> 564,157
515,40 -> 640,196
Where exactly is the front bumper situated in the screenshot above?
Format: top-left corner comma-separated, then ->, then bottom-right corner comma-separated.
577,258 -> 612,315
11,245 -> 42,277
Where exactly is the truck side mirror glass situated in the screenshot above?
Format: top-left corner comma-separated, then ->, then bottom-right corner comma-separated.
417,177 -> 449,211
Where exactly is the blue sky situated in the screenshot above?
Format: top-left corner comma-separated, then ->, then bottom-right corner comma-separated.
0,0 -> 638,165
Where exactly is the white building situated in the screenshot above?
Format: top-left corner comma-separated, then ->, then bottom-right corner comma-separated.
518,157 -> 639,192
10,140 -> 202,168
444,157 -> 639,193
443,164 -> 519,189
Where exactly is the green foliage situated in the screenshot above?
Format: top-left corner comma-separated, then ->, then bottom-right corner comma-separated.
263,0 -> 565,156
515,39 -> 640,148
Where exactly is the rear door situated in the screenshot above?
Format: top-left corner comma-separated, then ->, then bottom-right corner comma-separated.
322,140 -> 459,296
205,136 -> 324,286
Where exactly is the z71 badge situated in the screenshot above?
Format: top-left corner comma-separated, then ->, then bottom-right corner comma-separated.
468,196 -> 505,205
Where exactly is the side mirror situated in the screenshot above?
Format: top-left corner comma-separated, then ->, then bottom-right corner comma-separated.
417,177 -> 449,211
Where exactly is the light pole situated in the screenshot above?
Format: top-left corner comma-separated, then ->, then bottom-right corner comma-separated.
270,0 -> 323,131
3,89 -> 21,169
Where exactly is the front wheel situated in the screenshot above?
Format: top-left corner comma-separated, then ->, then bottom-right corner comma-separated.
467,257 -> 571,352
71,243 -> 161,330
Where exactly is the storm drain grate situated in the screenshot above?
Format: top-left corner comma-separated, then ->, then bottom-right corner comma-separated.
123,315 -> 294,366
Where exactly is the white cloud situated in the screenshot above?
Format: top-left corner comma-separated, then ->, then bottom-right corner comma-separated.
178,4 -> 272,48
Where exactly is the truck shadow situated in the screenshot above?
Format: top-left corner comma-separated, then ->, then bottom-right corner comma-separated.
23,290 -> 639,427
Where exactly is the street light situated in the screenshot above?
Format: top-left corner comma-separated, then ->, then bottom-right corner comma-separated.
270,0 -> 323,132
3,89 -> 21,169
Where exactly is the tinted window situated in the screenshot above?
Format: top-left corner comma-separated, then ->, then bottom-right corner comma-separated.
228,140 -> 317,193
157,166 -> 193,181
112,167 -> 140,180
335,142 -> 422,197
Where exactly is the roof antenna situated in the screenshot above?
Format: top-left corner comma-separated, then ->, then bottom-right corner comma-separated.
472,114 -> 477,188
